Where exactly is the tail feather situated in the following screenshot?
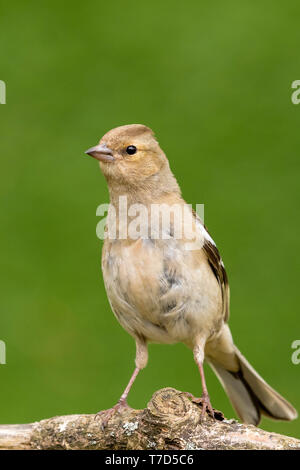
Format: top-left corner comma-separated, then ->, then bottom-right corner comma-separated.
208,346 -> 297,425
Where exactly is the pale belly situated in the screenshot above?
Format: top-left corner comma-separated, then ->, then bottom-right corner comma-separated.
102,238 -> 223,345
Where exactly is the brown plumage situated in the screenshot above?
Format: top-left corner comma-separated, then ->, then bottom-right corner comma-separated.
86,124 -> 297,426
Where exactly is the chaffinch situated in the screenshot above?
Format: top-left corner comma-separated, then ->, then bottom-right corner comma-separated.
86,124 -> 297,426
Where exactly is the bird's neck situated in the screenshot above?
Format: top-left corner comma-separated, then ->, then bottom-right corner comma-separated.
107,170 -> 182,209
104,170 -> 184,242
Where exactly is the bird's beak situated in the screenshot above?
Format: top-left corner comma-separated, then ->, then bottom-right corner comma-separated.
85,143 -> 115,162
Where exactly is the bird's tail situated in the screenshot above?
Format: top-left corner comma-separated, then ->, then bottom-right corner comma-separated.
208,346 -> 297,425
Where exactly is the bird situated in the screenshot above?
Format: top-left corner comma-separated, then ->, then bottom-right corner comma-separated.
85,124 -> 297,427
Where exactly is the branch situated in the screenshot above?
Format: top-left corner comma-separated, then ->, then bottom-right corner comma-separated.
0,388 -> 299,450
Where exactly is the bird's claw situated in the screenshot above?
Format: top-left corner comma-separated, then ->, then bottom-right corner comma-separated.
95,399 -> 131,430
182,391 -> 222,421
199,393 -> 215,421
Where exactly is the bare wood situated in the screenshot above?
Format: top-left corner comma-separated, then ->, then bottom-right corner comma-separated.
0,388 -> 299,450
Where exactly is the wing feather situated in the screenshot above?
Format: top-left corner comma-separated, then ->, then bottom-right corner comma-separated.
193,210 -> 230,321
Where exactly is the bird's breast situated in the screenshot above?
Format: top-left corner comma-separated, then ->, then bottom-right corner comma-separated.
102,237 -> 222,343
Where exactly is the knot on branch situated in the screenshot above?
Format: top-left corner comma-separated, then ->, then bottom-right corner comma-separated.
146,388 -> 198,427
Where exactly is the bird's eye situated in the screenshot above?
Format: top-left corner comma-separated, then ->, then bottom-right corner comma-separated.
126,145 -> 137,155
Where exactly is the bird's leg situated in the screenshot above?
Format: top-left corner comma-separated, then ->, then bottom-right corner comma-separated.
192,343 -> 215,421
116,366 -> 140,408
95,366 -> 140,428
96,338 -> 148,428
197,360 -> 215,420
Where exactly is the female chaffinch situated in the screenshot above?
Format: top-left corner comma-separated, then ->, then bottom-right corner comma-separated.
86,124 -> 297,427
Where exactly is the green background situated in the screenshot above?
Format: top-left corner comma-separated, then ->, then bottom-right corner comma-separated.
1,0 -> 299,439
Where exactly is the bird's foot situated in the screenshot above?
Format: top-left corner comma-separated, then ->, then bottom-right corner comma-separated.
182,392 -> 224,421
95,399 -> 132,429
199,392 -> 215,421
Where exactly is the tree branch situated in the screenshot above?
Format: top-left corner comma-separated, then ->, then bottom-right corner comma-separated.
0,388 -> 299,450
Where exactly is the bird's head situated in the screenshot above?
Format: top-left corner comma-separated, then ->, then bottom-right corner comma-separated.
85,124 -> 179,196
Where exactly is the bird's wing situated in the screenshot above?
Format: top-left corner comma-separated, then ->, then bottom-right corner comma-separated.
193,211 -> 230,322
